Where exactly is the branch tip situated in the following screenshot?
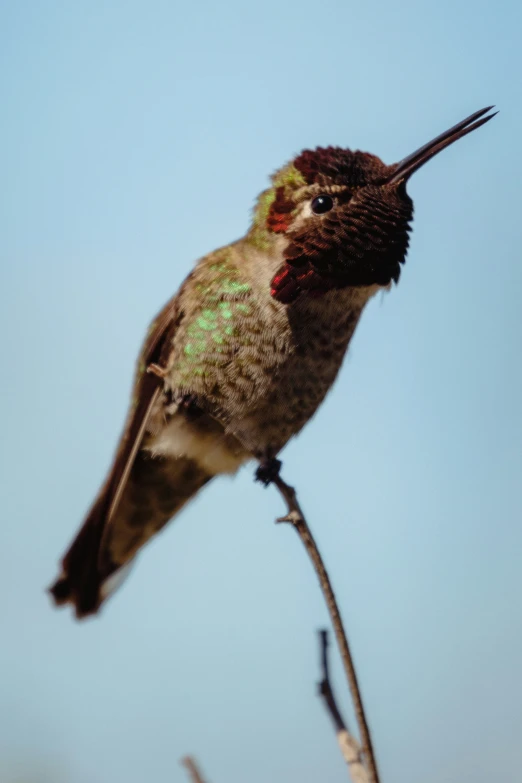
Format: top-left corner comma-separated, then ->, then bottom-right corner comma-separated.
180,756 -> 207,783
270,470 -> 380,783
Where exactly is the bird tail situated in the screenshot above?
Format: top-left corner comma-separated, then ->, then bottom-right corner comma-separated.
49,451 -> 212,619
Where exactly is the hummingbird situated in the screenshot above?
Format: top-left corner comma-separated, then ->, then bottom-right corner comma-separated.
50,107 -> 496,619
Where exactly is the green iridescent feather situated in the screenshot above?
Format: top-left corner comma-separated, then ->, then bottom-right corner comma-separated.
171,253 -> 253,385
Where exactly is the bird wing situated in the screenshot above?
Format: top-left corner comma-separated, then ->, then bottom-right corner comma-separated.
49,294 -> 183,615
50,248 -> 264,617
100,296 -> 184,524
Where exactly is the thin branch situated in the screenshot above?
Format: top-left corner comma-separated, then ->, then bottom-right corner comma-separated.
318,629 -> 368,783
181,756 -> 208,783
272,472 -> 380,783
319,628 -> 349,733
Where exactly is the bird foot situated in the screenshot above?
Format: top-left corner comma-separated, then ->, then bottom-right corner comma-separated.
147,362 -> 168,379
255,458 -> 282,486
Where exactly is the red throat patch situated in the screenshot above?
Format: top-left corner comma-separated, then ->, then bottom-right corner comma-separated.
266,186 -> 295,233
270,262 -> 332,303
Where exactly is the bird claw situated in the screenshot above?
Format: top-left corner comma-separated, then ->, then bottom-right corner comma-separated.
255,457 -> 282,486
147,363 -> 168,379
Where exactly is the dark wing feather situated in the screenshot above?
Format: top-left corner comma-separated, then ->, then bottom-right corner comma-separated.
49,296 -> 183,617
98,297 -> 185,530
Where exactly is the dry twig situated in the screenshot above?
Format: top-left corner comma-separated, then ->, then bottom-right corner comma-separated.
318,629 -> 368,783
181,756 -> 208,783
272,471 -> 380,783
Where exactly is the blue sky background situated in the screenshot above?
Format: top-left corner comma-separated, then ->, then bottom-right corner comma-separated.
1,2 -> 521,781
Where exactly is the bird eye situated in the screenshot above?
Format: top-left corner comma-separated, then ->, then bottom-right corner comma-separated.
311,194 -> 334,214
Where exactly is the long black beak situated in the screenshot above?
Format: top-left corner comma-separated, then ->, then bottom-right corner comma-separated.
387,106 -> 497,185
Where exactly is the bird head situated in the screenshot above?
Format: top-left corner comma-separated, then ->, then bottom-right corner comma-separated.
248,107 -> 496,303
